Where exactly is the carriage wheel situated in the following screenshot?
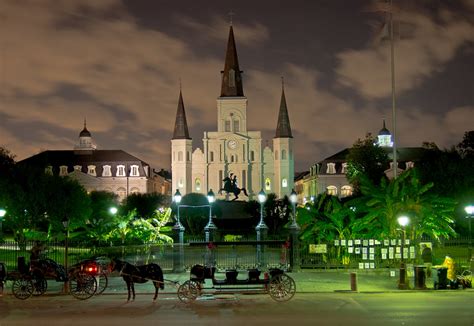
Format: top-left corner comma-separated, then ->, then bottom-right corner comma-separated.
31,270 -> 47,296
69,272 -> 97,300
177,280 -> 200,303
95,272 -> 108,295
12,278 -> 33,300
268,273 -> 296,302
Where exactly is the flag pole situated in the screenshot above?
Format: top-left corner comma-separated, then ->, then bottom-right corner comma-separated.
390,0 -> 397,179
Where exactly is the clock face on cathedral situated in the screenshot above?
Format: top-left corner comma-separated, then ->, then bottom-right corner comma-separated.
227,140 -> 237,150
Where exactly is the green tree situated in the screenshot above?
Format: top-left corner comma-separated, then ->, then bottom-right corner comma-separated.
122,193 -> 170,219
346,134 -> 389,193
348,169 -> 456,241
298,193 -> 354,243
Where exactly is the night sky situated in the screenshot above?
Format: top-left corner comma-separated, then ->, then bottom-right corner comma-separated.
1,0 -> 473,172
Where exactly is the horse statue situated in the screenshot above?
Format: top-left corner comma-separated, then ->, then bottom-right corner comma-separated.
218,173 -> 248,201
110,258 -> 164,301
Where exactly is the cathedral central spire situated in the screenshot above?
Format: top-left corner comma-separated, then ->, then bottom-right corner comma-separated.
220,25 -> 244,97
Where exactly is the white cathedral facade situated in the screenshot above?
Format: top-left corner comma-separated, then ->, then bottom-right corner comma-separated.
171,25 -> 295,200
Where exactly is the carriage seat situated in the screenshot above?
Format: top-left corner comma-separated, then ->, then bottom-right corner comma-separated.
190,264 -> 216,282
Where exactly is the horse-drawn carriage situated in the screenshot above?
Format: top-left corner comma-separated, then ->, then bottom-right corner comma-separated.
0,256 -> 102,300
177,264 -> 296,303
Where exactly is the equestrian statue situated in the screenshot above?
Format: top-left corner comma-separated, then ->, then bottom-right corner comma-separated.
218,173 -> 248,201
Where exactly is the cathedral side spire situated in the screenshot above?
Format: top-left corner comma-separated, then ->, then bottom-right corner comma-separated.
274,78 -> 293,138
172,90 -> 191,140
220,25 -> 244,97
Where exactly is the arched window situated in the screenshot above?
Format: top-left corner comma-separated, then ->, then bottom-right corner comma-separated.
117,187 -> 126,201
326,163 -> 336,174
225,120 -> 231,132
265,178 -> 271,191
59,165 -> 68,176
186,151 -> 190,162
102,165 -> 111,177
210,151 -> 214,162
341,185 -> 353,197
233,119 -> 240,132
178,151 -> 183,162
282,178 -> 288,188
178,178 -> 184,188
275,150 -> 278,160
195,178 -> 201,192
281,149 -> 287,160
250,151 -> 255,161
130,187 -> 140,194
327,186 -> 337,196
130,165 -> 139,176
87,165 -> 97,176
116,165 -> 126,177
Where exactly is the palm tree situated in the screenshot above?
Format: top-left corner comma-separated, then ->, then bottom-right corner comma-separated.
348,169 -> 456,241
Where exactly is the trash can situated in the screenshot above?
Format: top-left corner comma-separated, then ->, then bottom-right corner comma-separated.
433,267 -> 448,289
414,265 -> 427,289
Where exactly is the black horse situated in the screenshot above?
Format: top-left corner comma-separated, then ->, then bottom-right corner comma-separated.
110,258 -> 164,301
218,174 -> 248,201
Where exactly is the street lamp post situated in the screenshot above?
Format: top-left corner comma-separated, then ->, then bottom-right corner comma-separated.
288,189 -> 300,272
465,205 -> 474,271
0,208 -> 6,236
397,215 -> 409,290
62,218 -> 70,293
173,189 -> 185,273
256,189 -> 268,267
205,189 -> 216,242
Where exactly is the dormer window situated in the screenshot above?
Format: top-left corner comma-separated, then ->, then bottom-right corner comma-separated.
406,161 -> 414,169
102,165 -> 111,177
59,165 -> 68,176
326,163 -> 336,174
45,166 -> 53,175
341,163 -> 348,174
341,185 -> 353,197
87,165 -> 96,176
117,165 -> 126,177
130,165 -> 139,177
74,165 -> 82,172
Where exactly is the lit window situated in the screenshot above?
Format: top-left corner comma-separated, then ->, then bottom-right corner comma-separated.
117,187 -> 126,201
74,165 -> 82,172
265,178 -> 271,191
327,186 -> 337,196
59,165 -> 68,176
341,185 -> 353,197
406,161 -> 414,169
195,178 -> 201,191
326,163 -> 336,174
102,165 -> 112,177
281,149 -> 287,160
282,178 -> 288,188
117,165 -> 126,177
130,165 -> 139,177
87,165 -> 96,176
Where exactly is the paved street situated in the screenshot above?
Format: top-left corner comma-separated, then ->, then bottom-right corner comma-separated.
1,291 -> 473,326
